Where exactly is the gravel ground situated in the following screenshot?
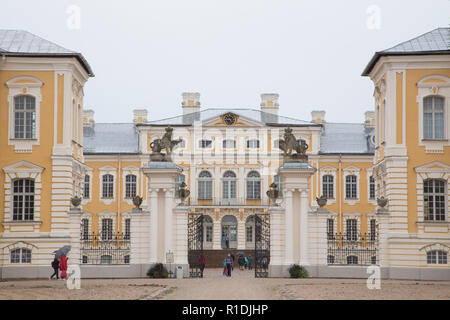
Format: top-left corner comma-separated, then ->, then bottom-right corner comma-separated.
0,269 -> 448,300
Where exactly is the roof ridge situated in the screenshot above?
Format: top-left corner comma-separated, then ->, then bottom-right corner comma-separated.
382,27 -> 450,52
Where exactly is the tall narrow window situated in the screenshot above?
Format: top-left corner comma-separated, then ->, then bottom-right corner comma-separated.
246,171 -> 261,200
346,219 -> 357,241
222,171 -> 237,201
81,218 -> 89,240
369,176 -> 375,200
423,96 -> 445,140
198,171 -> 212,200
369,219 -> 376,241
274,175 -> 283,197
322,175 -> 334,199
125,174 -> 137,198
124,218 -> 131,240
327,219 -> 335,240
102,174 -> 114,199
12,179 -> 34,221
345,175 -> 357,199
101,218 -> 113,240
14,95 -> 36,139
175,174 -> 185,197
83,175 -> 90,199
424,179 -> 446,221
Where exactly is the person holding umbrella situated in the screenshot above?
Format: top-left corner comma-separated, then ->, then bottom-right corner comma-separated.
59,254 -> 68,280
50,257 -> 59,280
53,245 -> 71,280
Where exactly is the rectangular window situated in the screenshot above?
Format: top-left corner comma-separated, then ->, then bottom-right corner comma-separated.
346,219 -> 357,241
125,175 -> 137,198
101,218 -> 113,240
370,219 -> 376,241
423,96 -> 445,140
369,176 -> 375,200
222,139 -> 236,148
206,225 -> 213,242
83,175 -> 90,199
327,219 -> 335,240
14,96 -> 36,139
247,139 -> 260,148
12,179 -> 34,221
424,179 -> 446,221
199,140 -> 212,148
345,175 -> 357,199
246,225 -> 253,242
322,175 -> 334,199
124,218 -> 131,240
198,180 -> 212,200
81,218 -> 89,240
102,175 -> 114,199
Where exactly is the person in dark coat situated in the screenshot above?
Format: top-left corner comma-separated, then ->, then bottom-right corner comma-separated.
248,255 -> 253,270
198,255 -> 206,277
230,253 -> 235,270
50,257 -> 59,280
225,254 -> 233,277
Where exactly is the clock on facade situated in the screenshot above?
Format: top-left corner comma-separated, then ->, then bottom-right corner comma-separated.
223,113 -> 237,125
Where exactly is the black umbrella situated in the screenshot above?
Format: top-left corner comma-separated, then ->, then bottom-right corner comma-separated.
53,245 -> 71,259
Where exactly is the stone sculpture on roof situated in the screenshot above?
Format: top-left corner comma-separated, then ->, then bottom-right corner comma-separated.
277,127 -> 309,162
149,126 -> 182,162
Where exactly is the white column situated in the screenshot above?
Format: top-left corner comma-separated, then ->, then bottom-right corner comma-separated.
150,188 -> 158,263
173,206 -> 189,265
214,166 -> 220,205
237,220 -> 246,250
165,188 -> 174,259
213,218 -> 221,250
299,189 -> 309,265
285,189 -> 294,264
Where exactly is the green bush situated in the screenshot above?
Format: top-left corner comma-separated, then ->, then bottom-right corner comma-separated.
147,263 -> 169,278
288,264 -> 309,278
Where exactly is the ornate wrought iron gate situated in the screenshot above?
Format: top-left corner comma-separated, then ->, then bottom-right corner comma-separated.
188,213 -> 204,278
254,213 -> 270,278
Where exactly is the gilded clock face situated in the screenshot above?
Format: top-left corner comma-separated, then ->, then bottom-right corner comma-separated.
223,113 -> 237,125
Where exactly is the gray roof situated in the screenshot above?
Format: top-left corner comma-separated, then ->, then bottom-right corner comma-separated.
319,123 -> 374,155
140,108 -> 318,127
362,28 -> 450,76
83,123 -> 139,154
0,30 -> 94,76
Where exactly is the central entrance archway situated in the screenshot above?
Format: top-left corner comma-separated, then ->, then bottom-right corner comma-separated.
221,215 -> 237,249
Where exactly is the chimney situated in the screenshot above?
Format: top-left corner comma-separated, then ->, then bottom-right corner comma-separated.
260,93 -> 279,115
182,92 -> 200,115
364,111 -> 375,128
83,109 -> 95,127
133,109 -> 148,123
311,110 -> 326,123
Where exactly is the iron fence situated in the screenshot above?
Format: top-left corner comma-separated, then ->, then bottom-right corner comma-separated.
80,232 -> 131,265
327,232 -> 378,266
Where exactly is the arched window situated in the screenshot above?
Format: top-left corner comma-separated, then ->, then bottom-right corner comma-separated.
125,174 -> 137,199
369,176 -> 375,200
274,175 -> 283,197
322,175 -> 334,199
198,171 -> 212,200
222,171 -> 237,201
10,248 -> 32,264
246,171 -> 261,200
221,215 -> 238,248
426,250 -> 448,264
423,96 -> 445,140
175,174 -> 185,197
83,175 -> 90,199
12,179 -> 35,221
102,174 -> 114,199
14,95 -> 36,139
345,175 -> 357,199
347,255 -> 358,265
424,179 -> 446,221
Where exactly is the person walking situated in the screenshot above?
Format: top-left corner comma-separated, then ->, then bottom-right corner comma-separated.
230,253 -> 235,270
50,257 -> 59,280
248,255 -> 253,270
244,256 -> 249,270
59,255 -> 68,280
222,258 -> 227,276
198,255 -> 206,278
225,253 -> 233,277
225,236 -> 229,249
222,236 -> 227,249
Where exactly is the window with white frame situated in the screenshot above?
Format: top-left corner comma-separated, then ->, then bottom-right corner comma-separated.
102,174 -> 114,199
273,175 -> 283,197
423,96 -> 445,140
14,95 -> 36,139
10,248 -> 31,264
246,215 -> 255,242
369,176 -> 375,200
81,218 -> 89,240
322,175 -> 334,199
369,218 -> 376,241
12,179 -> 34,221
346,219 -> 357,241
199,139 -> 212,148
246,171 -> 261,200
327,255 -> 335,264
247,139 -> 260,148
124,218 -> 131,240
426,250 -> 448,264
222,139 -> 236,149
223,171 -> 237,200
327,218 -> 335,240
125,174 -> 137,199
198,171 -> 213,200
101,218 -> 113,240
101,255 -> 112,264
204,216 -> 213,243
424,179 -> 446,221
175,174 -> 185,197
345,175 -> 357,199
83,175 -> 90,199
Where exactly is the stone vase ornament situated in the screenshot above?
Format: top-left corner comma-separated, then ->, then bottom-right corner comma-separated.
377,196 -> 388,208
316,195 -> 327,208
71,196 -> 82,209
132,195 -> 143,210
266,182 -> 280,206
176,182 -> 190,206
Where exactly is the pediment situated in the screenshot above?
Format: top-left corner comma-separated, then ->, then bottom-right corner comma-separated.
3,160 -> 44,174
415,161 -> 450,173
203,112 -> 263,127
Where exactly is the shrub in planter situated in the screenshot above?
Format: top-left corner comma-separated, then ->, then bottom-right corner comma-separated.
288,264 -> 308,278
147,263 -> 169,278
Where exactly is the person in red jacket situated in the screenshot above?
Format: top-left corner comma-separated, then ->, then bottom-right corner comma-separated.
59,255 -> 68,280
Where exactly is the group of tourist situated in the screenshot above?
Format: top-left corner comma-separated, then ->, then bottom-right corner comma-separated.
222,252 -> 253,277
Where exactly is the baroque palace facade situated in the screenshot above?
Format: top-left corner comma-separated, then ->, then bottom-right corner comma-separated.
0,29 -> 449,279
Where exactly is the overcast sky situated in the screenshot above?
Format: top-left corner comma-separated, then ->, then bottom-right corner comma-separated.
1,0 -> 449,124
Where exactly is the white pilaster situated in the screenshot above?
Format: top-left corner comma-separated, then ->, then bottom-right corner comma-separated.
150,189 -> 158,263
299,189 -> 309,265
237,220 -> 246,250
285,189 -> 294,264
165,188 -> 174,258
213,217 -> 221,250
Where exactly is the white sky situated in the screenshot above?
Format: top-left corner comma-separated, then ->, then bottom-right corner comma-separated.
1,0 -> 449,124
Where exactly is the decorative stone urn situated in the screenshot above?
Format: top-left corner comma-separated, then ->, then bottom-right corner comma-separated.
132,195 -> 143,210
377,196 -> 388,208
176,182 -> 190,206
71,196 -> 82,209
266,182 -> 280,206
316,195 -> 327,208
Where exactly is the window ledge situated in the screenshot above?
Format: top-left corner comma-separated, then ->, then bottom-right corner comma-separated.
417,221 -> 449,225
9,138 -> 38,141
3,220 -> 42,226
421,139 -> 448,142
